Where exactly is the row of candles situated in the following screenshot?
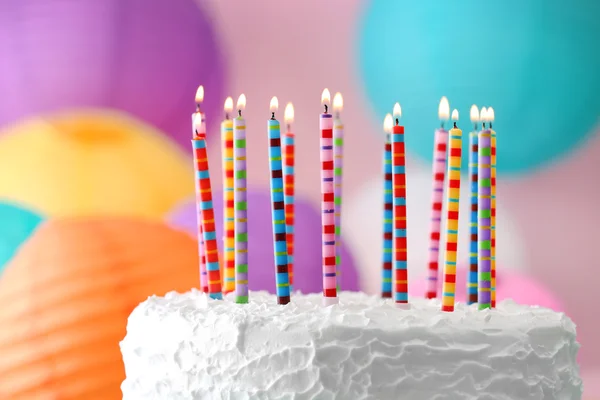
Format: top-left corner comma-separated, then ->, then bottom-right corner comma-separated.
192,85 -> 497,311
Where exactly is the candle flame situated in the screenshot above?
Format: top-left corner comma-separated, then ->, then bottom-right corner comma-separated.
237,94 -> 246,111
438,96 -> 450,120
333,92 -> 343,113
470,105 -> 479,123
487,107 -> 495,123
284,102 -> 294,124
383,113 -> 393,134
195,85 -> 204,104
224,97 -> 234,113
451,109 -> 459,121
393,102 -> 402,119
193,113 -> 203,135
270,96 -> 279,113
480,107 -> 488,122
321,88 -> 331,106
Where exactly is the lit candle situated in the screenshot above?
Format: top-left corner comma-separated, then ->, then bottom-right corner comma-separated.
488,107 -> 497,308
333,92 -> 344,291
268,96 -> 291,305
392,102 -> 408,307
441,109 -> 463,312
234,94 -> 248,304
467,105 -> 480,305
426,97 -> 450,299
221,97 -> 235,293
320,88 -> 338,305
192,86 -> 208,293
478,108 -> 492,310
283,102 -> 295,291
381,114 -> 393,298
192,109 -> 222,300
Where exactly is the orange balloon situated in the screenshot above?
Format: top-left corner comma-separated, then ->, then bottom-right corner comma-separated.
0,217 -> 200,400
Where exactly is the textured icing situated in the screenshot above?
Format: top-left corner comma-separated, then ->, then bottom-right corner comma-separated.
120,291 -> 582,400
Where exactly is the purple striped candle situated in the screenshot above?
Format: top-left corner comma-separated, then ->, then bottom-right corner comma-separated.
234,94 -> 248,303
478,128 -> 492,309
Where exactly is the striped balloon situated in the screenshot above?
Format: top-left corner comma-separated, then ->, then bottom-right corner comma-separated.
478,129 -> 492,309
268,118 -> 290,305
221,119 -> 235,293
381,138 -> 393,298
426,128 -> 448,299
320,112 -> 337,301
441,125 -> 463,312
234,115 -> 248,303
392,123 -> 408,305
467,129 -> 478,305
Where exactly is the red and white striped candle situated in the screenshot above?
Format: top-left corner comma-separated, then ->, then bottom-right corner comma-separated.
192,86 -> 208,293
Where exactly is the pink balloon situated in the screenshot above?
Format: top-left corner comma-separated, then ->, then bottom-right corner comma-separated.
410,265 -> 564,312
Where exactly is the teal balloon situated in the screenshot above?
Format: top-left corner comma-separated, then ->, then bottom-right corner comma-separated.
359,0 -> 600,175
0,201 -> 44,274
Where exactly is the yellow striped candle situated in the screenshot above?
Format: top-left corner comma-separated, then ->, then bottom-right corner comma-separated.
221,97 -> 235,294
441,109 -> 463,312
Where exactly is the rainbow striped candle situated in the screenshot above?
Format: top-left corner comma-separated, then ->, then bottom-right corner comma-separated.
441,110 -> 463,312
489,107 -> 497,308
382,117 -> 393,298
391,103 -> 408,306
234,94 -> 248,304
320,89 -> 337,304
426,97 -> 450,299
283,103 -> 295,291
221,97 -> 235,294
192,113 -> 222,300
467,105 -> 480,305
478,123 -> 493,310
268,97 -> 291,305
333,93 -> 344,291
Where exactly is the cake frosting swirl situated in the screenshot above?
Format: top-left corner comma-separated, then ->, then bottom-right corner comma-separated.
120,291 -> 581,399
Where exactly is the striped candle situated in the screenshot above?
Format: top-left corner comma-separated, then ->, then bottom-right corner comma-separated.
192,102 -> 209,294
333,93 -> 344,291
192,113 -> 222,300
478,126 -> 493,310
391,103 -> 408,306
441,110 -> 463,312
382,115 -> 393,298
283,103 -> 295,291
489,107 -> 497,308
320,89 -> 337,304
234,94 -> 248,304
426,97 -> 450,299
221,98 -> 235,294
268,97 -> 291,305
467,105 -> 480,305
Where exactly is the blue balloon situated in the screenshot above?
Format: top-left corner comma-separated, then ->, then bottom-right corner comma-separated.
0,201 -> 44,274
359,0 -> 600,175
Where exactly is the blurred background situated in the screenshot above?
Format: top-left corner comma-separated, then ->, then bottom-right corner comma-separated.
0,0 -> 599,398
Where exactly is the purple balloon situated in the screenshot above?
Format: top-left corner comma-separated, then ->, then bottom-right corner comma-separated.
0,0 -> 225,146
168,189 -> 360,294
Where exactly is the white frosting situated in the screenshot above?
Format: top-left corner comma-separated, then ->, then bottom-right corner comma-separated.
120,291 -> 582,400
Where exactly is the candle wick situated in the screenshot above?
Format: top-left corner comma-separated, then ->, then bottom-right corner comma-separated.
324,104 -> 328,114
395,118 -> 399,126
287,124 -> 291,132
226,113 -> 230,120
473,123 -> 478,131
490,122 -> 493,129
482,122 -> 486,129
271,112 -> 275,120
238,109 -> 242,117
453,121 -> 457,128
440,122 -> 445,129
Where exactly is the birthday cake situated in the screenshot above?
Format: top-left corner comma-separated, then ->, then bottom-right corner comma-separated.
120,291 -> 582,399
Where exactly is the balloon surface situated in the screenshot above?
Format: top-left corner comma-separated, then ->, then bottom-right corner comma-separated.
0,217 -> 200,399
0,201 -> 44,275
168,189 -> 360,293
0,110 -> 194,218
359,0 -> 600,175
0,0 -> 225,145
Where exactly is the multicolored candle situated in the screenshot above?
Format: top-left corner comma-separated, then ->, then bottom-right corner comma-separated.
467,105 -> 480,305
382,114 -> 394,298
489,107 -> 497,308
268,96 -> 291,305
283,102 -> 296,291
333,93 -> 344,291
192,112 -> 222,300
192,86 -> 209,293
426,97 -> 450,299
221,97 -> 235,293
320,89 -> 338,305
441,109 -> 463,312
392,102 -> 408,307
478,109 -> 492,310
234,94 -> 248,304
